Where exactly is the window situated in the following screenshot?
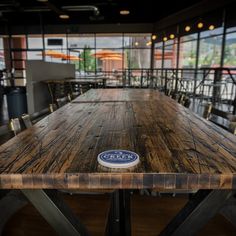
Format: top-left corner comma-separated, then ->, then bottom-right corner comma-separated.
224,32 -> 236,67
28,35 -> 43,49
198,35 -> 222,68
179,36 -> 197,69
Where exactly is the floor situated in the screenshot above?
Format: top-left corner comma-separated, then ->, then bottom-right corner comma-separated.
2,192 -> 236,236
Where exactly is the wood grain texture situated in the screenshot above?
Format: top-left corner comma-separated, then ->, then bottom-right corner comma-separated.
72,88 -> 164,103
0,89 -> 236,190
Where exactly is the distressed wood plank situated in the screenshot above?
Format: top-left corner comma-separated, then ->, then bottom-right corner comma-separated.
0,89 -> 236,189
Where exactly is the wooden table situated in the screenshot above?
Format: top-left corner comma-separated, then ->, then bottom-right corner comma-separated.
72,88 -> 163,102
0,89 -> 236,235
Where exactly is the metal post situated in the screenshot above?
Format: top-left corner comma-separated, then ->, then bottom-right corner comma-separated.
106,190 -> 131,236
193,31 -> 201,109
175,26 -> 180,94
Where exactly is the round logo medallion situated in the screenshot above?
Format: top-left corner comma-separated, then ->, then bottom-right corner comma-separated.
97,150 -> 140,168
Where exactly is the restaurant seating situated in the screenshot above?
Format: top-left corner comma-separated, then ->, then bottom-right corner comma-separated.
49,103 -> 57,113
203,103 -> 236,133
9,118 -> 21,136
178,93 -> 191,108
56,96 -> 70,108
22,104 -> 57,129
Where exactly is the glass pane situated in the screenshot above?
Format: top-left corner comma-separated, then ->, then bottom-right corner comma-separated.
94,48 -> 123,72
165,40 -> 174,46
226,27 -> 236,33
96,34 -> 123,48
44,35 -> 66,49
124,49 -> 150,69
181,33 -> 198,42
154,48 -> 162,68
179,40 -> 197,68
68,34 -> 95,48
200,27 -> 223,38
28,35 -> 43,49
155,42 -> 163,49
0,37 -> 3,49
198,35 -> 222,68
69,48 -> 96,74
224,32 -> 236,66
0,50 -> 5,70
124,34 -> 151,48
27,51 -> 43,60
44,49 -> 67,63
163,39 -> 178,68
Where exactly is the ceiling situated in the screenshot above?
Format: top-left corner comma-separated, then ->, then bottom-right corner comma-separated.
0,0 -> 205,25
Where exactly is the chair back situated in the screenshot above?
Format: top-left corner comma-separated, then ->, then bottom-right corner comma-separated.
9,118 -> 21,136
203,103 -> 236,133
21,114 -> 33,128
49,103 -> 57,113
56,96 -> 69,108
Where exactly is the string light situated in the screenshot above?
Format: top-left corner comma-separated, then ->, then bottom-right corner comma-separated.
134,42 -> 139,46
197,22 -> 204,29
185,26 -> 191,32
151,35 -> 157,40
59,14 -> 70,19
120,10 -> 130,15
163,37 -> 168,42
209,25 -> 215,30
170,34 -> 175,39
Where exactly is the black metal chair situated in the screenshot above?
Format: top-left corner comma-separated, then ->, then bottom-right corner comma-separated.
203,103 -> 236,134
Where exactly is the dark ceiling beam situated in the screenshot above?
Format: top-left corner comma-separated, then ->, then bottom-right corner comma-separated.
0,23 -> 154,34
154,0 -> 235,31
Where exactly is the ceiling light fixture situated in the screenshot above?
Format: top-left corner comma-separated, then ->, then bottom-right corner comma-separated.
120,10 -> 130,15
170,34 -> 175,39
151,35 -> 157,40
197,22 -> 204,29
185,26 -> 191,32
209,25 -> 215,30
163,37 -> 168,42
59,14 -> 70,19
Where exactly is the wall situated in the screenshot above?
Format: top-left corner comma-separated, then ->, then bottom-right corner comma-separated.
26,60 -> 75,114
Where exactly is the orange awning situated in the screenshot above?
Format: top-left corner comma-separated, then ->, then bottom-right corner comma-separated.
91,50 -> 122,58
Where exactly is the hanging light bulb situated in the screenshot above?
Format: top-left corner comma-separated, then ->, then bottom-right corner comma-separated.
197,22 -> 204,29
163,37 -> 168,42
209,25 -> 215,30
134,42 -> 139,46
151,35 -> 157,40
170,34 -> 175,39
185,26 -> 191,32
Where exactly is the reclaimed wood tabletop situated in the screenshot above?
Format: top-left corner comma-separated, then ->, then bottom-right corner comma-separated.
0,89 -> 236,190
72,88 -> 163,103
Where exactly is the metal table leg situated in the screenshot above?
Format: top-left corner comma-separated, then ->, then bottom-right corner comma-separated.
106,190 -> 131,236
21,189 -> 90,236
159,190 -> 234,236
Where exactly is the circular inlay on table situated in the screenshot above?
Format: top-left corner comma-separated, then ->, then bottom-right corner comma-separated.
97,150 -> 140,168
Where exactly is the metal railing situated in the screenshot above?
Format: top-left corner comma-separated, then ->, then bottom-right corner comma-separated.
88,67 -> 236,113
